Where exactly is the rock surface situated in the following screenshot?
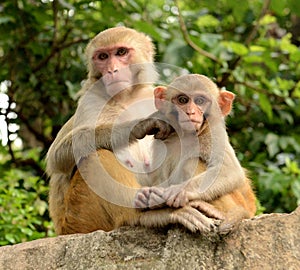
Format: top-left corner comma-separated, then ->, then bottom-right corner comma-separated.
0,206 -> 299,270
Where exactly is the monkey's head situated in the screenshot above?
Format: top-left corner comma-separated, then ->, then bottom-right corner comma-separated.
85,26 -> 156,97
154,74 -> 235,135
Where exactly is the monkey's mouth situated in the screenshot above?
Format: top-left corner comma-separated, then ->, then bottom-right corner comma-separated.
179,120 -> 201,130
105,80 -> 131,86
181,120 -> 202,124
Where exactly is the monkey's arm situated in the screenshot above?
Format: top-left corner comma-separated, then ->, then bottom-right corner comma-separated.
165,142 -> 246,207
46,121 -> 138,175
135,140 -> 246,208
46,115 -> 172,175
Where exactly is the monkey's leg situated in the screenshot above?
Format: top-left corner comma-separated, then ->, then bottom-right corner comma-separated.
139,206 -> 219,233
60,149 -> 220,234
57,149 -> 141,234
92,150 -> 220,233
211,186 -> 256,234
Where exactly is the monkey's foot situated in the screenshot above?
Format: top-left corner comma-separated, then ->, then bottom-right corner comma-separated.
188,200 -> 225,220
171,206 -> 219,233
217,219 -> 237,234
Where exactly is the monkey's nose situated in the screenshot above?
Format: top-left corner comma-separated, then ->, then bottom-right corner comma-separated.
108,69 -> 118,74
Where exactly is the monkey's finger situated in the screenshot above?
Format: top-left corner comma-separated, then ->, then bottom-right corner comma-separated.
134,200 -> 148,209
134,195 -> 148,209
172,194 -> 189,208
188,200 -> 225,220
132,120 -> 155,139
154,124 -> 174,140
134,188 -> 151,208
166,195 -> 178,208
172,207 -> 216,233
218,220 -> 235,235
148,193 -> 166,209
149,186 -> 165,197
164,189 -> 187,208
166,197 -> 187,208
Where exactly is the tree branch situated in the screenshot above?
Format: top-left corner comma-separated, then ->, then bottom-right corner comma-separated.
245,0 -> 272,45
174,1 -> 221,64
32,37 -> 88,73
219,0 -> 271,87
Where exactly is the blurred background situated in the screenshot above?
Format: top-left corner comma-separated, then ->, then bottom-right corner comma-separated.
0,0 -> 299,245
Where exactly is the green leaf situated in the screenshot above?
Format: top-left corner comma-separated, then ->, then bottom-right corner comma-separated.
265,133 -> 279,157
0,16 -> 15,24
292,82 -> 300,98
259,93 -> 273,119
133,21 -> 164,43
200,33 -> 223,48
249,45 -> 266,52
4,234 -> 16,244
287,0 -> 300,16
270,0 -> 288,16
291,181 -> 300,204
222,41 -> 248,56
34,198 -> 48,216
280,34 -> 298,54
196,14 -> 220,28
163,39 -> 193,66
290,51 -> 300,62
259,14 -> 276,25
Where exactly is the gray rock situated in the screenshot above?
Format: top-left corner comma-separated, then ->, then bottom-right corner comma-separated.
0,206 -> 299,270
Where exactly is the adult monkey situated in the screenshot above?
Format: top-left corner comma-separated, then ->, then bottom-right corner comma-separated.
133,74 -> 256,232
46,27 -> 222,234
47,26 -> 156,177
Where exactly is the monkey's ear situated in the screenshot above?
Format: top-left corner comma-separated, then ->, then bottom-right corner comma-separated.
154,86 -> 167,111
218,90 -> 235,116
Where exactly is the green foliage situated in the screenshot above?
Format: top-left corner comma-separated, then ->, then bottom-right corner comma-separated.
0,0 -> 300,244
253,157 -> 300,213
0,148 -> 54,245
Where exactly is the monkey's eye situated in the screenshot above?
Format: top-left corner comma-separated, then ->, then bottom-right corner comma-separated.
116,47 -> 128,56
176,95 -> 189,105
194,96 -> 206,106
97,53 -> 109,60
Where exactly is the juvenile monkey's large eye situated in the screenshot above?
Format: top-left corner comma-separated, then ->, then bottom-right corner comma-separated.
176,94 -> 189,104
97,53 -> 109,60
194,96 -> 206,106
116,47 -> 128,56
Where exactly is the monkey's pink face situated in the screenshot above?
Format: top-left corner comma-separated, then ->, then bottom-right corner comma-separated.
172,92 -> 211,133
93,46 -> 134,96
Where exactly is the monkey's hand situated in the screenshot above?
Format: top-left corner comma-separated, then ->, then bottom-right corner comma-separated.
134,187 -> 166,209
134,185 -> 188,209
131,112 -> 175,140
147,184 -> 190,208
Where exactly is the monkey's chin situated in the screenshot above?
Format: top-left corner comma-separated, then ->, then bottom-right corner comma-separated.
105,81 -> 132,97
178,122 -> 198,134
179,120 -> 201,131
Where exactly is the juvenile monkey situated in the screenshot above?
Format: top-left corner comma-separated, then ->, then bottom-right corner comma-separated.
133,74 -> 256,231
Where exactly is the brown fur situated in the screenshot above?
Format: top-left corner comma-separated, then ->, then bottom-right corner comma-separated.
55,149 -> 255,235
